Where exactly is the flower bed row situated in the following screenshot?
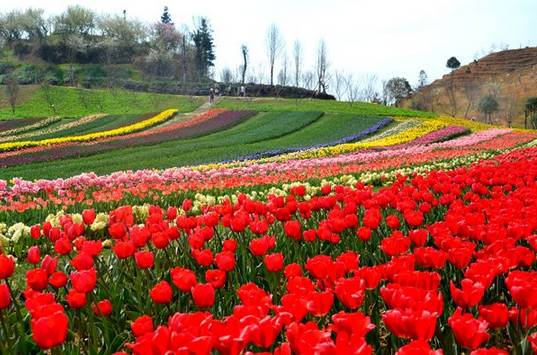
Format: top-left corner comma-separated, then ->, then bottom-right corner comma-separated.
1,130 -> 534,226
0,109 -> 178,152
0,147 -> 536,353
0,116 -> 61,138
0,110 -> 253,168
232,117 -> 394,161
0,117 -> 43,132
0,114 -> 106,143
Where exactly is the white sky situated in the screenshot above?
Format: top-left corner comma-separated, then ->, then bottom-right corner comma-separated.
2,0 -> 536,87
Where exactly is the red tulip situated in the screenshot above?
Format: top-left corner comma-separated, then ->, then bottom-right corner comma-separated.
82,209 -> 96,225
48,271 -> 68,288
284,263 -> 303,278
131,315 -> 154,338
469,347 -> 508,355
448,308 -> 490,350
113,241 -> 135,259
215,251 -> 235,272
31,309 -> 68,349
284,220 -> 301,241
150,281 -> 173,304
450,279 -> 485,308
395,340 -> 443,355
134,250 -> 154,269
264,253 -> 284,272
0,254 -> 15,279
70,268 -> 97,293
478,303 -> 508,329
191,283 -> 215,308
27,246 -> 41,264
170,267 -> 197,292
30,225 -> 41,239
93,299 -> 113,316
205,269 -> 226,289
384,308 -> 438,341
70,253 -> 94,271
27,268 -> 49,291
356,227 -> 372,241
335,277 -> 365,309
66,289 -> 87,309
108,222 -> 127,239
0,283 -> 11,309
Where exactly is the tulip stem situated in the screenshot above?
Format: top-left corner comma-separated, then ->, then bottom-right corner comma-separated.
0,311 -> 12,351
5,279 -> 24,328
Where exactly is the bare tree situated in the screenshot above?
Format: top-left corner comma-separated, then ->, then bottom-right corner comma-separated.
345,74 -> 360,105
301,71 -> 315,91
381,80 -> 389,106
315,39 -> 329,94
292,40 -> 302,87
4,75 -> 19,114
220,67 -> 234,84
361,74 -> 378,102
240,44 -> 248,84
278,52 -> 288,86
266,23 -> 284,86
332,71 -> 345,101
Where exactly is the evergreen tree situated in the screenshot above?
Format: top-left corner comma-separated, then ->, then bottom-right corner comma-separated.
191,17 -> 215,81
161,6 -> 172,24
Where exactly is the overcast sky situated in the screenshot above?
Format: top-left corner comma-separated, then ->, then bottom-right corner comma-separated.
4,0 -> 536,87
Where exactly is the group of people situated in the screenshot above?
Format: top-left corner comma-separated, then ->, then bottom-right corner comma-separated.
208,85 -> 247,103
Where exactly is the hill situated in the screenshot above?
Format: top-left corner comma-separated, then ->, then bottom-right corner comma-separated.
401,47 -> 537,127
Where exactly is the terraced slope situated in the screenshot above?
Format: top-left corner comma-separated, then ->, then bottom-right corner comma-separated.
0,111 -> 335,179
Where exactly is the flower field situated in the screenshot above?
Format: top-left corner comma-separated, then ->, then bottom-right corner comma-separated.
1,97 -> 537,354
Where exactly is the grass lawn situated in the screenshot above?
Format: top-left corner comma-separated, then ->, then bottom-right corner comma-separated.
215,97 -> 436,118
0,85 -> 204,119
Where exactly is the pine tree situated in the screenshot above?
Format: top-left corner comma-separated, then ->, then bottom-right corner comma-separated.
161,6 -> 172,24
192,17 -> 215,81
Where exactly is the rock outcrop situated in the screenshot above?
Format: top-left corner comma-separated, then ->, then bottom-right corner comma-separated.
401,47 -> 537,127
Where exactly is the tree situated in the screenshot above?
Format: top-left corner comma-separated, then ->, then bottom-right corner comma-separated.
53,5 -> 96,38
293,40 -> 302,87
301,71 -> 315,91
191,17 -> 215,81
447,57 -> 461,70
266,24 -> 284,86
461,81 -> 480,119
220,67 -> 233,84
478,95 -> 499,124
5,75 -> 19,113
161,6 -> 172,25
361,74 -> 378,102
278,52 -> 288,86
385,77 -> 412,105
332,71 -> 345,101
446,56 -> 461,116
240,44 -> 248,84
525,97 -> 537,129
417,70 -> 428,89
315,39 -> 328,94
345,74 -> 360,106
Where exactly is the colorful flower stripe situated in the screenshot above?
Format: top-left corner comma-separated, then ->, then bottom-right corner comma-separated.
232,117 -> 394,161
0,116 -> 61,138
0,109 -> 227,167
1,130 -> 534,218
0,110 -> 253,168
0,117 -> 43,131
0,127 -> 517,197
361,119 -> 420,142
1,147 -> 537,352
0,114 -> 106,143
0,109 -> 178,151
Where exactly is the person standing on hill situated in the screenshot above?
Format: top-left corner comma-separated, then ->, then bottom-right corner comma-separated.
209,88 -> 215,103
